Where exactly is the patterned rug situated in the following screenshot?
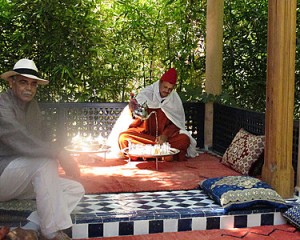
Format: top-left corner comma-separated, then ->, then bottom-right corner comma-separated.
0,199 -> 36,212
0,199 -> 36,227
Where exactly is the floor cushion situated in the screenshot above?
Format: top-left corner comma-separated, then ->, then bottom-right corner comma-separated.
283,205 -> 300,229
200,176 -> 287,212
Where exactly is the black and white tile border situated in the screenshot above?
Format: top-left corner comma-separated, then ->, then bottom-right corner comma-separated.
72,211 -> 286,238
71,189 -> 290,239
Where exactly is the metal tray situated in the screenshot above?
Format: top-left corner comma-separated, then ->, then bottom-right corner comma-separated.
64,145 -> 111,153
122,147 -> 179,158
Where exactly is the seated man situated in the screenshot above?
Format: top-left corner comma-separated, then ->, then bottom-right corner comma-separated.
118,68 -> 198,161
0,59 -> 85,240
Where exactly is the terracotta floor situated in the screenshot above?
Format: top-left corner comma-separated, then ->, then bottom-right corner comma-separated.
81,224 -> 300,240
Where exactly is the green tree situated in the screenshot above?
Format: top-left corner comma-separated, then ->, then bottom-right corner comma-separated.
2,0 -> 299,118
0,0 -> 102,102
222,0 -> 268,112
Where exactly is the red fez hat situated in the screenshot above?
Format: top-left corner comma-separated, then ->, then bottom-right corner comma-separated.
161,68 -> 177,84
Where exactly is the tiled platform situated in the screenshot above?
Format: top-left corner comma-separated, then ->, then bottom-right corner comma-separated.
1,189 -> 299,239
71,189 -> 299,239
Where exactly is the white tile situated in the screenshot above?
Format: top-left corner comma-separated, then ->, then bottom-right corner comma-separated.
273,212 -> 287,225
72,224 -> 88,239
192,217 -> 206,230
103,222 -> 119,237
134,220 -> 149,235
220,215 -> 234,229
167,201 -> 183,206
247,213 -> 261,227
164,219 -> 178,232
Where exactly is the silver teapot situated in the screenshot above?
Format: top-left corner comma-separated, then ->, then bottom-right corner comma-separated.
132,100 -> 158,136
132,101 -> 150,120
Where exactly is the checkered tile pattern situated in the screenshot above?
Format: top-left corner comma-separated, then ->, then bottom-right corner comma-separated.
71,189 -> 300,239
74,190 -> 219,215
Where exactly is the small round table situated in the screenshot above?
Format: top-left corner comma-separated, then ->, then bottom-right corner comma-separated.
122,147 -> 180,170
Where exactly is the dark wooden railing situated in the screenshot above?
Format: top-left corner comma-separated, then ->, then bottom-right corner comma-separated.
40,102 -> 205,147
213,103 -> 299,185
40,102 -> 298,185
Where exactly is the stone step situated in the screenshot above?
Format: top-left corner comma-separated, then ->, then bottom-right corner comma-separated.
71,189 -> 289,239
1,189 -> 299,239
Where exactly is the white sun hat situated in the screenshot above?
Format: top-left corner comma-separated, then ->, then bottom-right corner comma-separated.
0,58 -> 49,85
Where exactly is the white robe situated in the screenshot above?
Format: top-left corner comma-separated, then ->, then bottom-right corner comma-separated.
107,80 -> 199,158
136,80 -> 198,158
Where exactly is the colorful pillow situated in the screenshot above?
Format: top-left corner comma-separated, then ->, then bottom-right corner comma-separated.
221,128 -> 265,175
248,150 -> 264,177
283,205 -> 300,229
200,176 -> 287,212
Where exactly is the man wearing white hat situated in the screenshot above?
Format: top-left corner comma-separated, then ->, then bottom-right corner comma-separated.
0,59 -> 85,240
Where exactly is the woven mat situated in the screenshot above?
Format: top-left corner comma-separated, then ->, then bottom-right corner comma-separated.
0,199 -> 36,212
0,199 -> 36,226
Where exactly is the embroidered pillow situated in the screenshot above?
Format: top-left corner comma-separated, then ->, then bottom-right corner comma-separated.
200,176 -> 287,212
248,150 -> 264,177
222,128 -> 265,175
283,205 -> 300,229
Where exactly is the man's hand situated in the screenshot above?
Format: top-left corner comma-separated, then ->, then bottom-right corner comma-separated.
156,135 -> 168,144
129,98 -> 138,112
58,150 -> 81,178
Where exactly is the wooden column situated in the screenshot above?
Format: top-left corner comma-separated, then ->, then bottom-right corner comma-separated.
297,121 -> 300,195
204,0 -> 224,149
262,0 -> 296,198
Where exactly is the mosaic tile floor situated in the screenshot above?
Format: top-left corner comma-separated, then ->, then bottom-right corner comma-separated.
1,188 -> 299,239
71,189 -> 300,239
74,190 -> 220,215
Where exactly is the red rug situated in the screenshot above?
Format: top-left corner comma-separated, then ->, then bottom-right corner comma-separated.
60,152 -> 241,194
78,224 -> 300,240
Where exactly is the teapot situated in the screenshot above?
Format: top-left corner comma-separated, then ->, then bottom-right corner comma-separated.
132,101 -> 152,120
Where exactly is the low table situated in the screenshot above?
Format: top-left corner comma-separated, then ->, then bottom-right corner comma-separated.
122,147 -> 180,170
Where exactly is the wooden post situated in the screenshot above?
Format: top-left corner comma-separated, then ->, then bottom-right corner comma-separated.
262,0 -> 296,198
205,0 -> 224,149
296,120 -> 300,196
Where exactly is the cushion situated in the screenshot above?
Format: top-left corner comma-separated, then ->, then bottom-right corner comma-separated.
248,150 -> 264,177
200,176 -> 287,212
283,205 -> 300,229
222,128 -> 265,175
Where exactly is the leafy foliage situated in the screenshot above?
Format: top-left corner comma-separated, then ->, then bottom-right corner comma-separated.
0,0 -> 206,103
0,0 -> 300,117
222,0 -> 268,112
